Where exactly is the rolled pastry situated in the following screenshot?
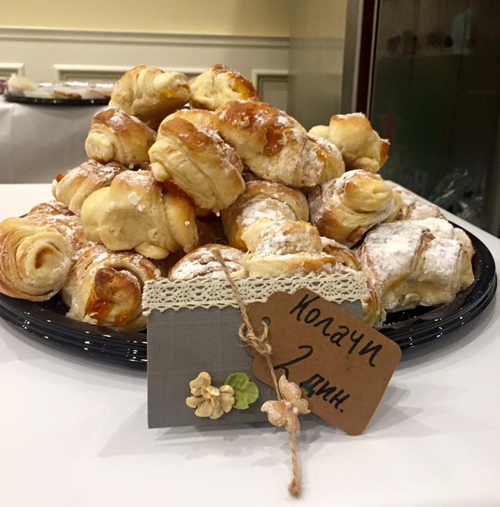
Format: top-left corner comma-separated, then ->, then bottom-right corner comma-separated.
62,244 -> 159,330
309,112 -> 389,173
320,237 -> 360,271
386,182 -> 444,221
52,160 -> 126,215
358,221 -> 474,312
148,115 -> 245,213
309,170 -> 401,247
85,108 -> 156,166
109,65 -> 191,126
190,64 -> 259,111
211,100 -> 345,188
0,217 -> 71,301
80,170 -> 198,259
27,201 -> 89,255
169,244 -> 246,280
320,236 -> 385,327
222,180 -> 309,250
240,219 -> 340,276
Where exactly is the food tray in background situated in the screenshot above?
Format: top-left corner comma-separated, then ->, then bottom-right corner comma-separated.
4,76 -> 113,106
0,225 -> 496,371
4,93 -> 110,106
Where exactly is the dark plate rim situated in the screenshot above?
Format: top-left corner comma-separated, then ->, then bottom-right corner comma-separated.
0,222 -> 496,370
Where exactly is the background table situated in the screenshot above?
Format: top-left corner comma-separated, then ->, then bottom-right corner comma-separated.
0,184 -> 499,507
0,97 -> 103,184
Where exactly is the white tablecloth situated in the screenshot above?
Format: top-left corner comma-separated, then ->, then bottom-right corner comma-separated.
0,97 -> 103,184
0,185 -> 499,507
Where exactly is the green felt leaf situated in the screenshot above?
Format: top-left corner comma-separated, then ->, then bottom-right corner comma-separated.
225,373 -> 259,410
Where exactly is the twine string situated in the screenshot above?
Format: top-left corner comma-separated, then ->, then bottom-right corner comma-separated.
212,249 -> 302,497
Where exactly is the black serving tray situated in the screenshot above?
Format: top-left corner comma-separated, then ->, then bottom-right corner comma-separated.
0,226 -> 496,371
4,93 -> 110,107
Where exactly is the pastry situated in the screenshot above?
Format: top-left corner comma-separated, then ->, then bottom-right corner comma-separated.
109,65 -> 191,126
169,244 -> 246,280
387,182 -> 444,221
309,113 -> 389,173
309,170 -> 401,247
27,201 -> 88,255
190,64 -> 259,111
358,221 -> 474,312
85,108 -> 156,166
221,180 -> 309,250
62,244 -> 159,330
411,217 -> 474,260
148,115 -> 245,213
240,219 -> 340,276
52,160 -> 126,215
80,170 -> 198,259
0,217 -> 71,301
320,237 -> 360,271
362,280 -> 386,328
211,100 -> 345,188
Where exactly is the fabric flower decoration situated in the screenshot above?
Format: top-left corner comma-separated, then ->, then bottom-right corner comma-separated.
186,371 -> 235,420
261,375 -> 311,434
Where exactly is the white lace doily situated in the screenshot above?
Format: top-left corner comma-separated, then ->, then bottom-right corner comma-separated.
143,271 -> 368,313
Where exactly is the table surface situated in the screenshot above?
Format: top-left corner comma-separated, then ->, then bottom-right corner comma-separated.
1,185 -> 499,507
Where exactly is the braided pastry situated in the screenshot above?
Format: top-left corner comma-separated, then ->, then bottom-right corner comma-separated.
309,170 -> 401,246
148,115 -> 245,213
309,113 -> 389,173
211,100 -> 345,188
0,217 -> 71,301
85,108 -> 156,166
190,64 -> 259,111
52,160 -> 126,215
221,180 -> 309,250
80,170 -> 198,259
109,65 -> 191,126
169,244 -> 246,280
62,244 -> 159,330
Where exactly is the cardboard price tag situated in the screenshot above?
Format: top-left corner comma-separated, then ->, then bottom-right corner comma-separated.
247,288 -> 401,435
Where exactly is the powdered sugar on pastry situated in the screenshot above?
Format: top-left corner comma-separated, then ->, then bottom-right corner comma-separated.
169,244 -> 246,280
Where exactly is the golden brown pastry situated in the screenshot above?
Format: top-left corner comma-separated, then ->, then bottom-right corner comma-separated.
387,182 -> 444,221
240,219 -> 340,276
358,221 -> 474,312
109,65 -> 191,126
320,237 -> 360,271
309,113 -> 389,173
308,170 -> 401,247
27,201 -> 88,254
169,244 -> 246,280
62,244 -> 159,330
0,217 -> 71,301
320,236 -> 385,327
221,180 -> 309,250
212,100 -> 345,188
148,115 -> 245,213
190,64 -> 259,111
80,170 -> 198,260
362,280 -> 386,328
85,108 -> 156,166
51,160 -> 126,215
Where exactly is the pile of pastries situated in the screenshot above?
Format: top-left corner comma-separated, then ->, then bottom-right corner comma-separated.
0,64 -> 475,331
